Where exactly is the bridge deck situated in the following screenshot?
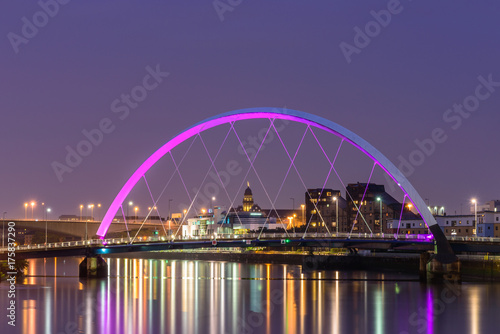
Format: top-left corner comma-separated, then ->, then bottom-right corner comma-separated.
2,233 -> 500,259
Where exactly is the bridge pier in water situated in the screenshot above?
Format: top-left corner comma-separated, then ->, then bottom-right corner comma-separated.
420,251 -> 461,283
79,255 -> 108,278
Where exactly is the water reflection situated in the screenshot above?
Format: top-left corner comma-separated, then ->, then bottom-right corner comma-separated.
1,257 -> 499,334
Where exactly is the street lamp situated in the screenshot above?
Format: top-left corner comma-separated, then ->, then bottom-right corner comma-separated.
45,208 -> 51,249
134,207 -> 139,221
2,212 -> 6,249
128,201 -> 133,219
301,204 -> 305,227
211,197 -> 215,211
333,197 -> 338,235
88,204 -> 94,221
30,201 -> 35,219
97,203 -> 101,221
377,197 -> 383,234
80,204 -> 83,221
472,198 -> 477,236
24,203 -> 28,219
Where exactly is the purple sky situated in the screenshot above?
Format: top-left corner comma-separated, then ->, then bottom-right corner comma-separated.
1,0 -> 499,220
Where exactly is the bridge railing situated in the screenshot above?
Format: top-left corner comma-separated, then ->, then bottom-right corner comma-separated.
2,233 -> 500,253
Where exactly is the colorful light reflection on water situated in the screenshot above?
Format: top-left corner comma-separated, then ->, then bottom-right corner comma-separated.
1,257 -> 499,334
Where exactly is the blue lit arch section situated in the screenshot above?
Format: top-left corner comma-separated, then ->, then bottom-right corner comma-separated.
96,107 -> 456,262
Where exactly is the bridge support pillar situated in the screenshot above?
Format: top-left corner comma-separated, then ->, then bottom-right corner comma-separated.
426,256 -> 461,283
79,255 -> 108,278
419,252 -> 431,282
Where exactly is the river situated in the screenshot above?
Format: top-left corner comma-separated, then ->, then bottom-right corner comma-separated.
1,256 -> 499,334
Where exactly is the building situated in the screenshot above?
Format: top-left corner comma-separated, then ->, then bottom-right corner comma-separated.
473,200 -> 500,213
345,183 -> 413,234
182,182 -> 275,237
305,188 -> 347,233
476,210 -> 500,237
436,215 -> 475,237
386,218 -> 429,235
243,182 -> 254,211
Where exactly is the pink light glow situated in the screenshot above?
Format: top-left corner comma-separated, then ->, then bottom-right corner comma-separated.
96,108 -> 436,238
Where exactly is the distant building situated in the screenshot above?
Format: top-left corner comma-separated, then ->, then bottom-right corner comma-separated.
476,211 -> 500,237
386,218 -> 428,235
183,182 -> 274,237
243,182 -> 254,211
305,188 -> 347,233
473,200 -> 500,213
436,215 -> 475,237
345,183 -> 414,234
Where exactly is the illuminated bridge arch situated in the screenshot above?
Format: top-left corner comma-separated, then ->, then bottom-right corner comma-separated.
96,107 -> 456,262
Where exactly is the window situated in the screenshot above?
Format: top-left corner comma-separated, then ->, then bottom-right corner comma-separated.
327,192 -> 331,196
497,217 -> 499,221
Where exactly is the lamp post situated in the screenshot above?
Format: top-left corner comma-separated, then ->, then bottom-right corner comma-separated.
31,201 -> 35,219
80,204 -> 83,221
2,212 -> 6,249
377,197 -> 383,234
333,197 -> 338,235
472,199 -> 477,237
128,201 -> 133,219
88,204 -> 94,221
211,197 -> 215,211
45,208 -> 51,249
301,204 -> 305,227
24,203 -> 28,219
97,203 -> 101,221
168,199 -> 173,235
290,198 -> 295,232
134,207 -> 138,222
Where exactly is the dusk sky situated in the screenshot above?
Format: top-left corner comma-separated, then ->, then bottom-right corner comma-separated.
1,0 -> 499,220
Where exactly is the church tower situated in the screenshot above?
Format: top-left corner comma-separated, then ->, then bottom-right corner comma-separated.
243,181 -> 254,211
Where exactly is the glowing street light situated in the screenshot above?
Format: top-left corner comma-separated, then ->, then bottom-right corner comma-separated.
30,202 -> 35,220
80,204 -> 83,221
24,203 -> 28,219
127,201 -> 133,219
88,204 -> 94,221
134,206 -> 139,221
376,197 -> 383,234
333,197 -> 339,235
45,208 -> 51,249
472,198 -> 477,236
301,204 -> 305,227
2,211 -> 6,249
